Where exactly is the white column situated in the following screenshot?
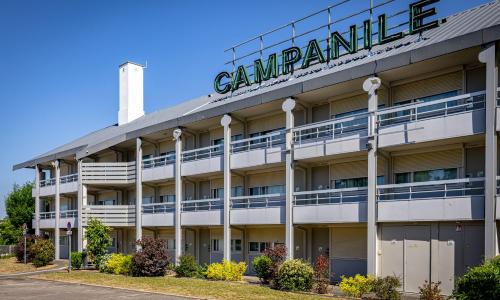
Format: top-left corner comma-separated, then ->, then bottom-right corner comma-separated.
221,114 -> 232,262
173,129 -> 183,264
364,77 -> 381,276
77,160 -> 83,252
136,137 -> 143,250
34,165 -> 40,236
479,44 -> 499,258
282,98 -> 296,259
54,160 -> 61,260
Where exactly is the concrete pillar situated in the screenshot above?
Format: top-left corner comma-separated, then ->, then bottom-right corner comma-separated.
136,137 -> 143,250
364,77 -> 381,275
221,114 -> 232,261
479,43 -> 499,258
77,160 -> 83,251
173,128 -> 183,265
283,98 -> 296,259
54,160 -> 61,260
34,165 -> 40,236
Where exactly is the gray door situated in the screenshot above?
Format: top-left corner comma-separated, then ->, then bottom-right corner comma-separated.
199,229 -> 210,265
380,225 -> 404,280
437,224 -> 459,295
404,225 -> 431,293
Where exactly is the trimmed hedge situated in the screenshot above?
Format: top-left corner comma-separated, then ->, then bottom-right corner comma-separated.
175,255 -> 199,278
205,260 -> 247,281
453,256 -> 500,300
253,255 -> 272,283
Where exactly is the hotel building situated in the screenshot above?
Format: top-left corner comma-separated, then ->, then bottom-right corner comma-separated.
13,0 -> 500,294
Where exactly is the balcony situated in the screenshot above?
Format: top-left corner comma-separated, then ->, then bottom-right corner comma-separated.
142,154 -> 175,182
230,131 -> 285,170
181,145 -> 223,176
36,174 -> 78,197
377,178 -> 484,222
293,188 -> 367,224
81,205 -> 135,226
35,209 -> 78,228
292,113 -> 369,160
230,194 -> 285,225
81,162 -> 136,185
181,198 -> 223,226
142,202 -> 175,227
377,92 -> 485,148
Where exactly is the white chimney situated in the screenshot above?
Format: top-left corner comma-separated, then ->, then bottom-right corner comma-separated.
118,61 -> 145,125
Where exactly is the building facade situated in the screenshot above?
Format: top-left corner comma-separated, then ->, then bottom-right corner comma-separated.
14,1 -> 500,295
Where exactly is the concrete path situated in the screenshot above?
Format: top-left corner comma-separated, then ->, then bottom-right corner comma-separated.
0,276 -> 192,300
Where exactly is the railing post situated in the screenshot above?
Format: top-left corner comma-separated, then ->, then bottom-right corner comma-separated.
173,128 -> 183,265
136,138 -> 143,251
283,98 -> 296,259
221,114 -> 232,262
364,77 -> 381,276
479,43 -> 499,258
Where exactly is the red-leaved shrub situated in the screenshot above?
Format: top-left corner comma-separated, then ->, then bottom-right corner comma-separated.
263,244 -> 287,284
131,236 -> 171,277
314,253 -> 330,294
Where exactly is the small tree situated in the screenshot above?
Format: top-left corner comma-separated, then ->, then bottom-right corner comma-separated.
0,219 -> 23,245
5,183 -> 34,229
84,218 -> 111,268
132,236 -> 171,277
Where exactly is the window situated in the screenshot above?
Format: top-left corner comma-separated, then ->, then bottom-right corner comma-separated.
395,168 -> 458,183
249,128 -> 285,146
97,199 -> 115,205
211,186 -> 243,198
334,176 -> 385,189
160,194 -> 175,203
248,241 -> 270,253
142,196 -> 153,204
249,185 -> 285,196
143,154 -> 153,168
161,151 -> 175,162
212,239 -> 222,252
165,239 -> 175,250
231,239 -> 242,252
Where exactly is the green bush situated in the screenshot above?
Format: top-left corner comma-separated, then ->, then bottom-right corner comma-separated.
205,260 -> 247,281
339,274 -> 374,298
372,276 -> 401,300
275,259 -> 314,292
71,251 -> 85,269
85,218 -> 111,268
100,253 -> 132,275
98,254 -> 112,273
252,255 -> 272,283
452,256 -> 500,300
30,238 -> 55,267
175,255 -> 199,278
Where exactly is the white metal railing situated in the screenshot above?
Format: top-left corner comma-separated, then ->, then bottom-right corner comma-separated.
60,174 -> 78,184
377,178 -> 484,201
142,202 -> 175,214
231,193 -> 285,208
181,198 -> 223,211
40,178 -> 56,187
293,187 -> 368,206
182,144 -> 223,162
292,112 -> 369,145
81,162 -> 136,184
377,91 -> 486,126
142,153 -> 175,169
231,131 -> 285,153
496,87 -> 500,106
82,205 -> 136,226
38,210 -> 77,219
496,175 -> 500,194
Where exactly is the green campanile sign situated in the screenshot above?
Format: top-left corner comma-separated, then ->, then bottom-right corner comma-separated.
214,0 -> 440,94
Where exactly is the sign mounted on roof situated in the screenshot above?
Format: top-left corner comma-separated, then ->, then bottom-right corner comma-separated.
214,0 -> 440,94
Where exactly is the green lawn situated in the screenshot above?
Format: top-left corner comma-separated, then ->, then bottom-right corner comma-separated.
34,271 -> 343,300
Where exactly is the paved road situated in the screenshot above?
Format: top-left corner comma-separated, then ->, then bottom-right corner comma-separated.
0,276 -> 192,300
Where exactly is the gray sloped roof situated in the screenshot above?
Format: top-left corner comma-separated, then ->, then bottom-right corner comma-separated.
13,0 -> 500,170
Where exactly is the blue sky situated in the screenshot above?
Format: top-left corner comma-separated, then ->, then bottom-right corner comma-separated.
0,0 -> 490,217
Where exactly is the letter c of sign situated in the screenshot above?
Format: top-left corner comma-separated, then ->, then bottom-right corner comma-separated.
214,72 -> 232,94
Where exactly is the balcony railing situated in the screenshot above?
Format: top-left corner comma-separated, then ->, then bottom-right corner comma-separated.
81,162 -> 136,184
181,198 -> 223,211
294,187 -> 368,206
142,202 -> 175,214
82,205 -> 135,226
38,209 -> 77,219
292,113 -> 369,145
377,91 -> 486,127
231,131 -> 285,153
40,178 -> 56,187
377,178 -> 484,201
231,194 -> 285,208
182,145 -> 223,162
60,174 -> 78,184
142,154 -> 175,169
